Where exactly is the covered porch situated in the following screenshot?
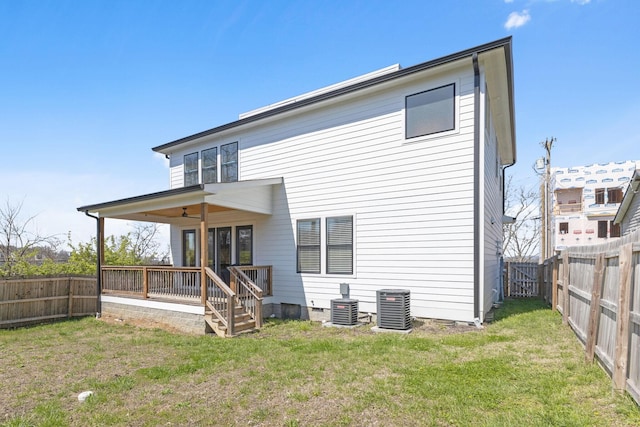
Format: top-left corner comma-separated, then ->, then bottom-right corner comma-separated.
77,178 -> 282,336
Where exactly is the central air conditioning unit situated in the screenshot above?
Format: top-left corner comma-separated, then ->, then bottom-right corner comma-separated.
376,289 -> 411,330
331,298 -> 358,326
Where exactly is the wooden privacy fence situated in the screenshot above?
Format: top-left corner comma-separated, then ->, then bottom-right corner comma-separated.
0,276 -> 97,328
543,228 -> 640,405
504,262 -> 540,297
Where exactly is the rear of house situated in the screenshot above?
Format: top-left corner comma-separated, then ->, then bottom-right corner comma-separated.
79,37 -> 516,328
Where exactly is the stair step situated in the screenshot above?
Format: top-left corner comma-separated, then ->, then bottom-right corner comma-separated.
234,319 -> 256,332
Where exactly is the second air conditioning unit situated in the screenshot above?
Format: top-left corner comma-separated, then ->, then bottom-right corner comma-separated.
376,289 -> 411,330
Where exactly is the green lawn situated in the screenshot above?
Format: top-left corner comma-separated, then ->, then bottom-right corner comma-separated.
1,298 -> 638,426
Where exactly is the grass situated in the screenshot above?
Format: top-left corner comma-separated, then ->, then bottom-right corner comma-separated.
1,298 -> 639,426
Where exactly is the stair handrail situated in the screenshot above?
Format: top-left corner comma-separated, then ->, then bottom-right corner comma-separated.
228,266 -> 263,328
205,267 -> 236,335
229,266 -> 263,299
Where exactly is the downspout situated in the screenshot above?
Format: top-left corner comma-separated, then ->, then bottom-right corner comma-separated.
84,211 -> 102,317
472,52 -> 481,324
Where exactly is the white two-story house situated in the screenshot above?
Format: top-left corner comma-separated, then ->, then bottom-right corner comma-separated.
78,37 -> 516,335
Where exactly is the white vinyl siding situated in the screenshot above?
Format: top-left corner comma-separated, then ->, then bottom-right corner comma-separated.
481,76 -> 504,319
169,63 -> 479,321
622,193 -> 640,235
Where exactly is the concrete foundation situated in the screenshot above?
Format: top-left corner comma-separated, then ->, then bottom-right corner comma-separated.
100,296 -> 206,335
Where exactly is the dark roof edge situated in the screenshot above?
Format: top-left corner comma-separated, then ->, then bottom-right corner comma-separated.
77,184 -> 205,212
503,39 -> 517,165
153,37 -> 513,153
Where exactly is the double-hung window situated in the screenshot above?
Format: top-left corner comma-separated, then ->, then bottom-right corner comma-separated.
202,147 -> 217,184
221,142 -> 238,182
406,83 -> 455,139
184,152 -> 199,186
326,216 -> 353,275
297,219 -> 320,273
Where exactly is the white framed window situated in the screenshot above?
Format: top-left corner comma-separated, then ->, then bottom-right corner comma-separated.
202,147 -> 217,184
221,142 -> 238,182
184,152 -> 199,186
326,216 -> 353,275
406,83 -> 455,139
297,219 -> 320,273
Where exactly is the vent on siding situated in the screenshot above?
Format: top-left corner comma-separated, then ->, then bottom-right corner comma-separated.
376,289 -> 411,330
330,298 -> 358,326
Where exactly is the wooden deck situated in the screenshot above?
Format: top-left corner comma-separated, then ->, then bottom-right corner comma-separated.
102,265 -> 271,337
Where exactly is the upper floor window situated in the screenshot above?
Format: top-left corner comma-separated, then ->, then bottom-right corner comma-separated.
202,147 -> 217,184
610,221 -> 621,238
595,188 -> 605,204
597,221 -> 607,238
406,83 -> 455,139
184,152 -> 199,186
221,142 -> 238,182
559,222 -> 568,235
607,188 -> 623,204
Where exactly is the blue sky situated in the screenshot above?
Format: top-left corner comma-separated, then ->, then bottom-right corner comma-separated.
1,0 -> 638,244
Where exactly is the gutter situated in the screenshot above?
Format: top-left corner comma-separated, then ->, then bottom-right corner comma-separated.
472,53 -> 481,324
84,211 -> 102,317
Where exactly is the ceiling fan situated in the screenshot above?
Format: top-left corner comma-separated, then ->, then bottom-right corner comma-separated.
181,207 -> 199,219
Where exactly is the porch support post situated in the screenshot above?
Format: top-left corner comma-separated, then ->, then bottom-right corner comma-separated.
200,202 -> 208,305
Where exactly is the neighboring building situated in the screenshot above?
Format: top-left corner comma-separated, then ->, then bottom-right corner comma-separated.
78,37 -> 516,329
551,161 -> 638,251
613,169 -> 640,236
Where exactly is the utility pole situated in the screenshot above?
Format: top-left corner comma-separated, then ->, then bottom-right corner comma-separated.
540,137 -> 555,261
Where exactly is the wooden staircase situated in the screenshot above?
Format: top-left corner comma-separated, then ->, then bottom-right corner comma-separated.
203,267 -> 263,338
205,303 -> 257,337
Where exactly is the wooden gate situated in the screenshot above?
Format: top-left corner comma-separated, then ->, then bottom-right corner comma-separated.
505,262 -> 539,297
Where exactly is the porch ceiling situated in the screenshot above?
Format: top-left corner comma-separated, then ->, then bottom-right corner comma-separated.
77,178 -> 283,223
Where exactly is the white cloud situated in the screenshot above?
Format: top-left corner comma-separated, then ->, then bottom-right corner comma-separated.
504,10 -> 531,30
571,0 -> 591,5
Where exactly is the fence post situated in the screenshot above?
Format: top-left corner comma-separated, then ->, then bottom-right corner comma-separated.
562,251 -> 570,325
552,255 -> 558,312
67,278 -> 74,318
613,243 -> 633,391
585,253 -> 605,363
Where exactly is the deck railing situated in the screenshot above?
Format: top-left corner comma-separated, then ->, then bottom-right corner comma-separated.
235,265 -> 272,296
102,266 -> 201,300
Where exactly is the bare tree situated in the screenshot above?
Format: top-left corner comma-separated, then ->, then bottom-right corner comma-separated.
129,222 -> 170,264
503,176 -> 541,261
0,198 -> 58,276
